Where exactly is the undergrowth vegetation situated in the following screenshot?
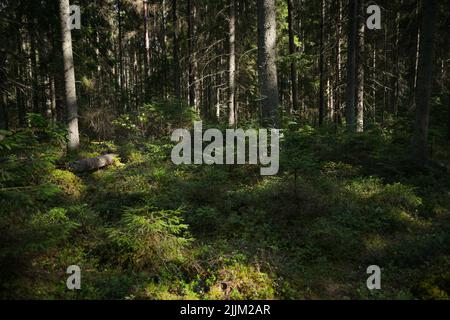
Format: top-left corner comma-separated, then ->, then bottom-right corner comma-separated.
1,115 -> 449,300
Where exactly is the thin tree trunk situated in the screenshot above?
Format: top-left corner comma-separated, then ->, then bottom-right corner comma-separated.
346,0 -> 357,130
411,0 -> 421,109
392,4 -> 401,115
0,50 -> 8,130
335,0 -> 343,125
448,87 -> 450,141
228,0 -> 237,126
287,0 -> 298,113
28,21 -> 40,114
318,0 -> 325,126
117,0 -> 125,112
447,60 -> 450,141
143,0 -> 151,100
59,0 -> 80,150
172,0 -> 181,100
372,40 -> 377,123
187,0 -> 199,110
355,0 -> 364,133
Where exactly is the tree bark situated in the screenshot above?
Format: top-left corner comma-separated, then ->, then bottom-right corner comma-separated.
0,50 -> 8,130
257,0 -> 279,127
448,86 -> 450,141
448,60 -> 450,141
228,0 -> 237,126
187,0 -> 199,111
143,0 -> 151,100
345,0 -> 357,131
172,0 -> 181,100
412,0 -> 437,166
69,154 -> 117,172
117,0 -> 125,112
355,0 -> 364,133
391,5 -> 400,116
287,0 -> 298,113
59,0 -> 80,150
319,0 -> 325,126
334,0 -> 343,125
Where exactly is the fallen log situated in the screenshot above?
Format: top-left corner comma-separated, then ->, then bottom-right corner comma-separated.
69,154 -> 117,172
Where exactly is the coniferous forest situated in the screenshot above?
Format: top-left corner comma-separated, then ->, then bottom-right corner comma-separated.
0,0 -> 449,300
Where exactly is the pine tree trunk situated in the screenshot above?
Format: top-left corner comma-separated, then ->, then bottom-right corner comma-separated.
59,0 -> 80,150
355,0 -> 364,133
187,0 -> 199,111
143,0 -> 151,100
172,0 -> 181,100
0,50 -> 8,130
257,0 -> 279,127
447,60 -> 450,141
335,0 -> 343,125
392,6 -> 400,115
228,0 -> 237,126
318,0 -> 325,126
345,0 -> 357,130
117,0 -> 125,112
287,0 -> 298,113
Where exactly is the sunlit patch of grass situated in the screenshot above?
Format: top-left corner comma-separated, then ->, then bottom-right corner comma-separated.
48,169 -> 84,199
363,234 -> 389,255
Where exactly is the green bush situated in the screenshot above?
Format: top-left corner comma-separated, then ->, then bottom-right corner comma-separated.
107,205 -> 192,271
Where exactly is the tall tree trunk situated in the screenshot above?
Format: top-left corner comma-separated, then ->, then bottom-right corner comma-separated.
257,0 -> 279,127
172,0 -> 181,100
447,59 -> 450,141
391,4 -> 401,116
345,0 -> 357,130
59,0 -> 80,150
28,21 -> 40,114
143,0 -> 151,100
0,50 -> 8,130
117,0 -> 125,112
355,0 -> 364,133
318,0 -> 325,126
287,0 -> 298,113
161,0 -> 168,99
335,0 -> 343,125
448,84 -> 450,141
228,0 -> 237,126
187,0 -> 199,110
412,0 -> 437,166
411,0 -> 421,109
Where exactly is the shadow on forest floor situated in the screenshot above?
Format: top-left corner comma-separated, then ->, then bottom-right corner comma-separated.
1,126 -> 450,299
69,132 -> 450,299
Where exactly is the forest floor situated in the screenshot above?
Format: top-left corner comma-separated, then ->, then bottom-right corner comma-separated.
1,121 -> 450,299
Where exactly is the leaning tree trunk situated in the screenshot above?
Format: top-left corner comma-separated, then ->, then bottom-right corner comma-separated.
257,0 -> 279,128
59,0 -> 80,150
412,0 -> 437,166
